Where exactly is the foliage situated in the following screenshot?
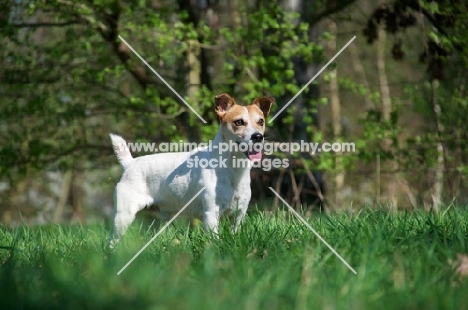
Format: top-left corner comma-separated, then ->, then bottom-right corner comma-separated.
359,0 -> 468,201
2,0 -> 468,219
0,0 -> 328,218
0,1 -> 324,176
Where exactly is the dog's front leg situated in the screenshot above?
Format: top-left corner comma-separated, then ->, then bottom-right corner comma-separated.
233,209 -> 247,233
201,188 -> 221,235
203,209 -> 220,235
232,191 -> 250,233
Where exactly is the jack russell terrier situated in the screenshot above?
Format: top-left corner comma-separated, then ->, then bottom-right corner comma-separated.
109,93 -> 274,246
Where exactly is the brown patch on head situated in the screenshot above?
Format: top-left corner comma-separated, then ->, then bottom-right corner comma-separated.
222,105 -> 248,124
252,97 -> 275,118
245,105 -> 266,131
218,104 -> 249,142
215,93 -> 236,118
214,94 -> 275,151
215,94 -> 275,140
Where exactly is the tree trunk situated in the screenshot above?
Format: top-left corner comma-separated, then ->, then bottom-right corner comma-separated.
327,19 -> 345,209
348,42 -> 373,109
276,0 -> 323,210
71,169 -> 86,223
431,80 -> 443,211
53,170 -> 73,222
186,38 -> 201,142
377,27 -> 398,210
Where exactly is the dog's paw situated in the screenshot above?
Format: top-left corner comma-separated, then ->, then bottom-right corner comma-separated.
108,237 -> 120,250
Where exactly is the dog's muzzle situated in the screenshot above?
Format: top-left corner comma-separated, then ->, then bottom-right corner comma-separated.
242,133 -> 263,162
251,132 -> 263,143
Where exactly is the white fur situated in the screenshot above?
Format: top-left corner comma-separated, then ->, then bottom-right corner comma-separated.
108,108 -> 267,247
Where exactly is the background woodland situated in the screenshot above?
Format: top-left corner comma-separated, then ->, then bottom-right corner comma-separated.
1,0 -> 467,224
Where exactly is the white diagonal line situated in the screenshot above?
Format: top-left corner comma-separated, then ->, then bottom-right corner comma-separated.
117,187 -> 206,275
269,187 -> 357,274
269,36 -> 356,123
118,35 -> 207,124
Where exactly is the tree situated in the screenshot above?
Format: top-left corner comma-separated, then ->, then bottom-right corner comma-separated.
363,0 -> 468,207
1,0 -> 342,222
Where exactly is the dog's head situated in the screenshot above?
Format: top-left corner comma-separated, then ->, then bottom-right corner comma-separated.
215,93 -> 274,162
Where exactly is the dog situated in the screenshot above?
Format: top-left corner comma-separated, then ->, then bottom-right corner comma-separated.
109,93 -> 274,246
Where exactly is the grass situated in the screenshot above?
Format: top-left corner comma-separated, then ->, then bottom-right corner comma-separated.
1,207 -> 468,310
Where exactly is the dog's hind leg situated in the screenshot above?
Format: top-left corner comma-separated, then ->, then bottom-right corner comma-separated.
109,183 -> 153,248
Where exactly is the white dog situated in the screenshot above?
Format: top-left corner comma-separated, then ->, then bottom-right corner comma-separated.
109,93 -> 274,246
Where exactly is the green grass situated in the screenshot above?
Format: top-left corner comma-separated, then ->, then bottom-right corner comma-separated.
1,208 -> 468,310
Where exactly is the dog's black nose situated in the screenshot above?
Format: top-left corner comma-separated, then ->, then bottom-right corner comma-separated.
251,133 -> 263,142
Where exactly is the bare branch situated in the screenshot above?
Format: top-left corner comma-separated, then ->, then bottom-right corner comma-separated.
307,0 -> 358,27
10,20 -> 84,28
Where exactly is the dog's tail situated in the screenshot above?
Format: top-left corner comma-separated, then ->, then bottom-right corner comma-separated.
109,134 -> 133,169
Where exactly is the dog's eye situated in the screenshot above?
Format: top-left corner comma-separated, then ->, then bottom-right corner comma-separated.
234,119 -> 244,126
258,119 -> 264,126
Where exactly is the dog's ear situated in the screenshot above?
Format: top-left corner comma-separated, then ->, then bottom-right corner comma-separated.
252,97 -> 275,117
215,93 -> 236,116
